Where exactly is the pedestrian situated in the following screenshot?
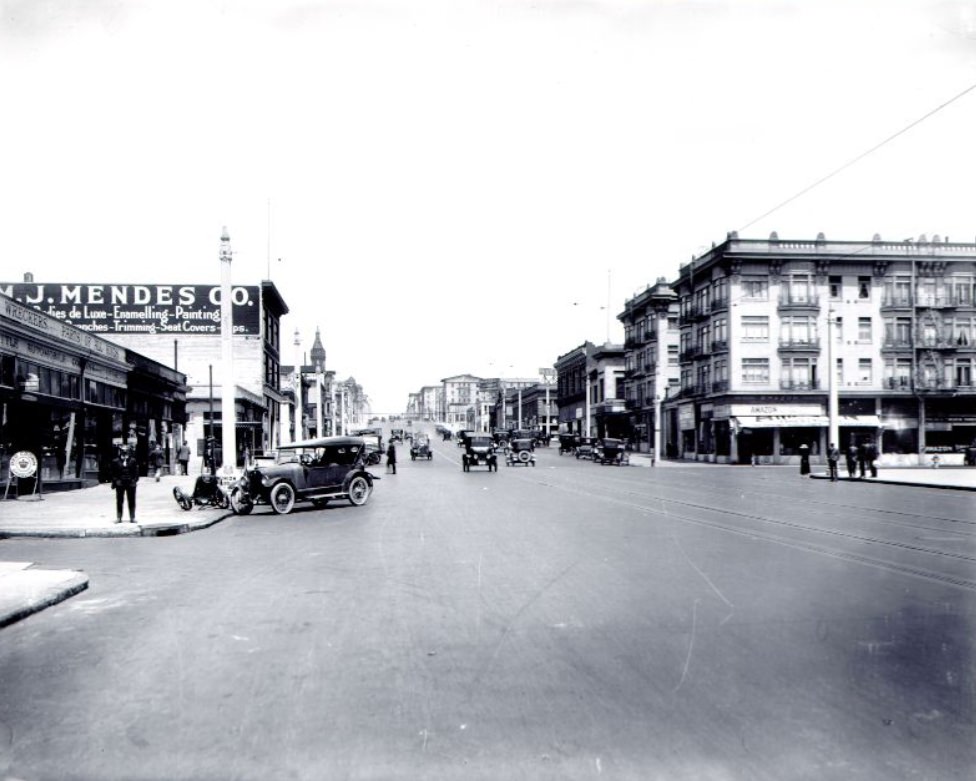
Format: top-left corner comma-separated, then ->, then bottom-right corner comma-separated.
178,441 -> 190,475
798,443 -> 811,475
856,441 -> 867,479
110,443 -> 139,523
846,444 -> 858,480
386,441 -> 397,474
204,437 -> 217,476
150,441 -> 165,482
864,440 -> 878,478
827,442 -> 840,482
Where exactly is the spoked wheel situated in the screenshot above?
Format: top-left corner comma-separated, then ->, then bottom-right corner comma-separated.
215,490 -> 231,510
269,482 -> 296,515
347,475 -> 371,506
230,487 -> 254,516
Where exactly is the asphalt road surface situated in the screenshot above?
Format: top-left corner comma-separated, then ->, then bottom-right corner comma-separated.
1,428 -> 973,780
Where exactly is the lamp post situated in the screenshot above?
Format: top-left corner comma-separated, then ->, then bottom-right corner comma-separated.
219,227 -> 236,476
827,307 -> 839,450
293,329 -> 303,441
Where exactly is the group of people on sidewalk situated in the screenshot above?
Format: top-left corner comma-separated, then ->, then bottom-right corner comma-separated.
824,441 -> 878,482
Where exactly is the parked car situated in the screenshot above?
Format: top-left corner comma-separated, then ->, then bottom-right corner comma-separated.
558,434 -> 578,455
462,434 -> 498,472
456,429 -> 474,449
574,437 -> 596,460
390,428 -> 405,443
594,437 -> 629,466
228,436 -> 379,515
506,437 -> 536,467
410,434 -> 433,461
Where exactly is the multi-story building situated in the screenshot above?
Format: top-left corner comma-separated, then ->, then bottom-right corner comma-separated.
279,328 -> 335,443
501,381 -> 557,434
618,278 -> 680,456
665,232 -> 976,465
555,342 -> 627,439
483,377 -> 541,432
440,374 -> 482,429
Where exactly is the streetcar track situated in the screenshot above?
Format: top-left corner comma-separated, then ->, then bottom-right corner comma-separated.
505,469 -> 976,592
532,460 -> 976,533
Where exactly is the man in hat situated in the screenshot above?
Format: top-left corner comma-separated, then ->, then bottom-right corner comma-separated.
110,443 -> 140,523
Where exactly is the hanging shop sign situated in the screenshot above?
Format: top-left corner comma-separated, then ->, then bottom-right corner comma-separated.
0,283 -> 261,336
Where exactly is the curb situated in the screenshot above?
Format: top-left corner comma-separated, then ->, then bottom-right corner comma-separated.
809,474 -> 976,491
0,570 -> 89,629
0,511 -> 236,540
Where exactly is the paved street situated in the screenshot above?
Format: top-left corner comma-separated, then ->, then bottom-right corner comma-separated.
1,431 -> 974,780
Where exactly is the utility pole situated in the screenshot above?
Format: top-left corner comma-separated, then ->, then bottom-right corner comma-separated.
219,227 -> 236,476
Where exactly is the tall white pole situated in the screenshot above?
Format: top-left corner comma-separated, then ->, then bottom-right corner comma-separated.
294,329 -> 303,441
827,307 -> 839,449
219,227 -> 236,476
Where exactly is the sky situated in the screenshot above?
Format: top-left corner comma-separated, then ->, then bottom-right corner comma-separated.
2,0 -> 976,412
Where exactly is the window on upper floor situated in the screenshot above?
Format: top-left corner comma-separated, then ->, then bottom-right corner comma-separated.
829,275 -> 842,300
857,358 -> 873,385
741,276 -> 768,300
741,315 -> 769,341
741,358 -> 769,384
858,276 -> 872,299
858,317 -> 872,343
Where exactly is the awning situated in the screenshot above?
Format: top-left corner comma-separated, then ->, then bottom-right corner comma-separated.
734,415 -> 829,429
839,415 -> 881,427
733,414 -> 882,430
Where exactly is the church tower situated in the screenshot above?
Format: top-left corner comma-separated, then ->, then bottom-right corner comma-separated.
310,327 -> 327,373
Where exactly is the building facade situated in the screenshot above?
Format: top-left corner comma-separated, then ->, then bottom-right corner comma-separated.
665,233 -> 976,465
441,374 -> 482,428
618,279 -> 680,456
1,293 -> 186,489
1,278 -> 289,472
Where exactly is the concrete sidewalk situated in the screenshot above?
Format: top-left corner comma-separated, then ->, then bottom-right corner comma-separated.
0,473 -> 234,627
811,465 -> 976,490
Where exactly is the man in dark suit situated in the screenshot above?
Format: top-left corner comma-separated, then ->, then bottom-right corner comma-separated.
110,443 -> 140,523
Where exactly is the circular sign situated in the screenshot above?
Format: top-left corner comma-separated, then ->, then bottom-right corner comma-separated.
10,451 -> 38,479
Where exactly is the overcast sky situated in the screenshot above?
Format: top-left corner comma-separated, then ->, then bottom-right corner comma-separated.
3,0 -> 975,412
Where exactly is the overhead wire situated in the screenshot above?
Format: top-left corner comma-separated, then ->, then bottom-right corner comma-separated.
738,80 -> 976,233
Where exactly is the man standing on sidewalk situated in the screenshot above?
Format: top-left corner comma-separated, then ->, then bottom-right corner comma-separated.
827,443 -> 840,482
110,444 -> 139,523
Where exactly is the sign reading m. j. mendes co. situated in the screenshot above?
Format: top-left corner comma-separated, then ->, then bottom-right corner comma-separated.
0,283 -> 260,336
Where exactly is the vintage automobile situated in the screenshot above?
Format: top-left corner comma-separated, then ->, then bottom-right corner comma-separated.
594,437 -> 630,466
456,429 -> 474,449
410,434 -> 433,461
505,437 -> 536,467
574,437 -> 596,460
557,434 -> 577,455
462,434 -> 498,472
390,428 -> 405,444
351,429 -> 383,465
228,436 -> 379,515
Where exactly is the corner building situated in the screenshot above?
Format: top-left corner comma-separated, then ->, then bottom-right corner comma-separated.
665,233 -> 976,466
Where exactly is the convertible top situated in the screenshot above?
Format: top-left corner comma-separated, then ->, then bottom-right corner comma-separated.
279,436 -> 365,450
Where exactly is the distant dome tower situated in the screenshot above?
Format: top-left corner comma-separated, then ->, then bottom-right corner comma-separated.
310,327 -> 327,373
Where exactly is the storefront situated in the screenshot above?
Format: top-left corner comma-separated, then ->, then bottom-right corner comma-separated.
1,294 -> 185,491
730,403 -> 828,465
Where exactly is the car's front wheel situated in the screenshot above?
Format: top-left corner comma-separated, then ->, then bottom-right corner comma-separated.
269,482 -> 296,514
347,475 -> 371,506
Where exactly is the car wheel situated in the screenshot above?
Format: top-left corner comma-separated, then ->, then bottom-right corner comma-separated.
518,450 -> 531,464
347,475 -> 371,506
230,487 -> 254,516
269,482 -> 296,515
216,490 -> 231,510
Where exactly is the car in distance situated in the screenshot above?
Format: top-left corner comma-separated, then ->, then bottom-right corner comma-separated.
505,437 -> 536,467
410,434 -> 433,461
574,437 -> 596,460
594,437 -> 629,465
462,434 -> 498,472
228,436 -> 379,515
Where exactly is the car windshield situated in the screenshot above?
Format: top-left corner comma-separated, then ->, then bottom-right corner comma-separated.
468,437 -> 492,447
